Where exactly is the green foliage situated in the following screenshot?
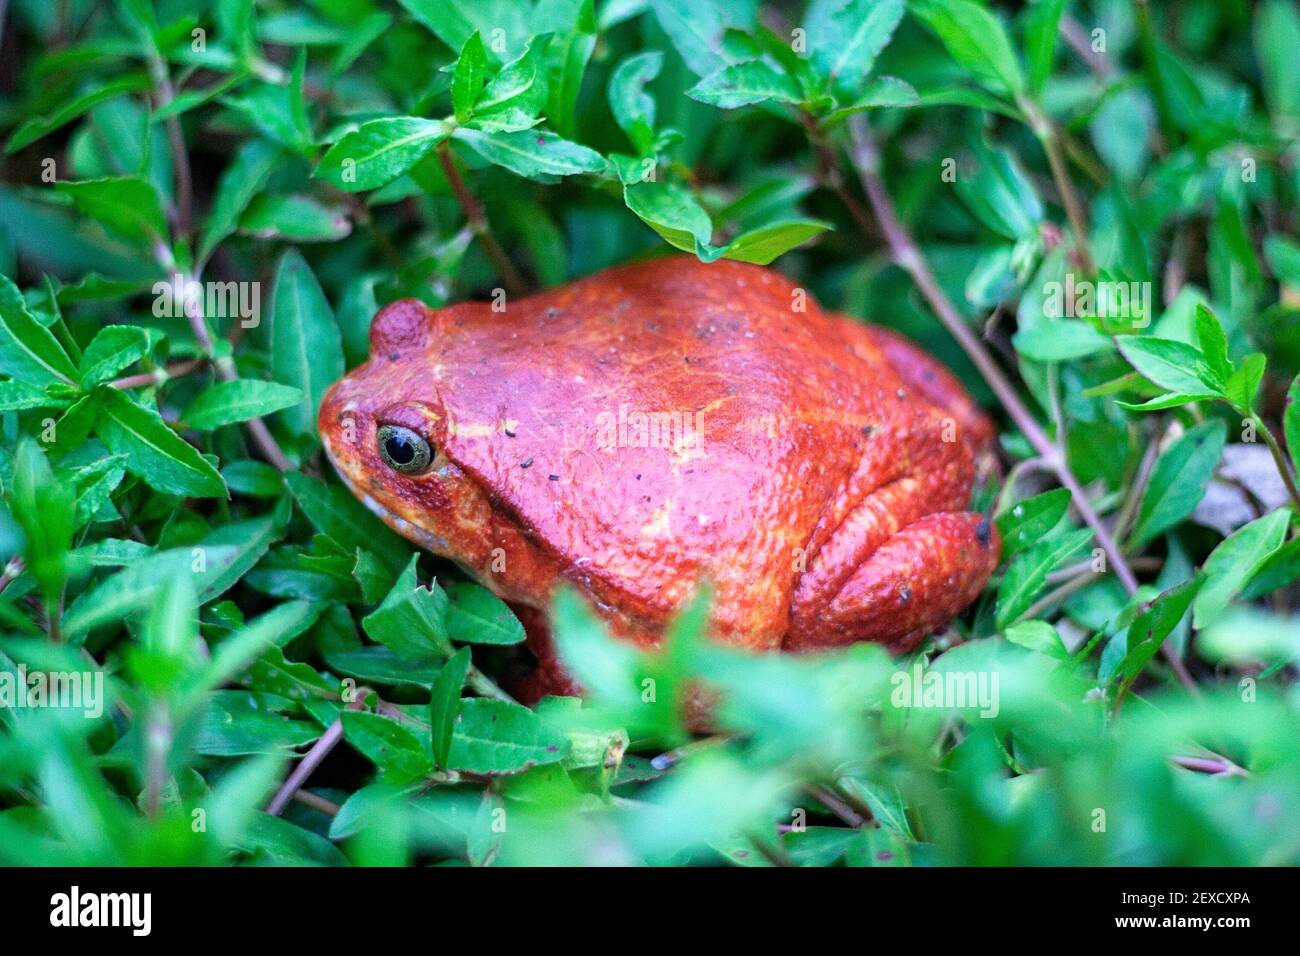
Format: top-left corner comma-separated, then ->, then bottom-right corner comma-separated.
0,0 -> 1297,868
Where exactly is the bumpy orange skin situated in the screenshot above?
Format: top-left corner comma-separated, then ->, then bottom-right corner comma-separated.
319,257 -> 999,701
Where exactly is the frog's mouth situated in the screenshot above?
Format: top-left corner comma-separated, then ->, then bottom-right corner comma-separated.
320,429 -> 452,556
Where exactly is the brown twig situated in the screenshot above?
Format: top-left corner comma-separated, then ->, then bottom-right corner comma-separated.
1059,14 -> 1113,79
1021,100 -> 1096,275
436,142 -> 527,298
145,48 -> 193,239
155,246 -> 295,473
266,718 -> 345,817
108,358 -> 204,391
839,116 -> 1197,693
292,790 -> 341,817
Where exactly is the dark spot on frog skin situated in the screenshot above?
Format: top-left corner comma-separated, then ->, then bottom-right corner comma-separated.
548,474 -> 560,481
504,427 -> 517,437
976,518 -> 992,547
862,424 -> 874,436
898,585 -> 912,606
388,352 -> 400,361
520,458 -> 533,468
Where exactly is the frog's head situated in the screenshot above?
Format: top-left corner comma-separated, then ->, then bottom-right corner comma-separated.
318,299 -> 495,567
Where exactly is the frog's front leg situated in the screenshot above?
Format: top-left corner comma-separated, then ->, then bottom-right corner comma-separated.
784,511 -> 998,651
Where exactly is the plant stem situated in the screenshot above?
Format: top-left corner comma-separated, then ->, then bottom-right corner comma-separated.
144,47 -> 193,239
1254,416 -> 1300,511
801,783 -> 867,828
840,116 -> 1197,692
108,358 -> 204,391
153,246 -> 294,472
266,718 -> 345,816
436,142 -> 527,299
1022,99 -> 1096,274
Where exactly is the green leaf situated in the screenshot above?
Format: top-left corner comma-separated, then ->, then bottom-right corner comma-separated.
814,0 -> 905,95
1024,0 -> 1066,96
1255,0 -> 1300,121
199,138 -> 282,263
1012,320 -> 1111,362
1223,353 -> 1266,415
471,36 -> 550,131
5,75 -> 151,153
268,249 -> 344,441
182,379 -> 304,430
995,527 -> 1093,628
819,76 -> 920,125
1193,304 -> 1232,386
1004,620 -> 1068,659
93,387 -> 227,498
910,0 -> 1025,98
717,219 -> 831,265
0,380 -> 59,411
10,439 -> 73,608
608,51 -> 663,153
1115,391 -> 1220,412
0,275 -> 78,385
1265,234 -> 1300,286
622,178 -> 716,256
428,646 -> 471,768
446,698 -> 569,774
452,32 -> 490,123
1115,336 -> 1220,397
451,128 -> 605,179
239,194 -> 351,243
284,471 -> 409,577
995,487 -> 1070,556
953,137 -> 1042,240
360,554 -> 450,662
445,581 -> 525,645
61,545 -> 243,638
1192,510 -> 1292,628
54,178 -> 167,245
201,601 -> 322,696
1115,576 -> 1202,689
315,117 -> 452,192
1129,420 -> 1226,550
77,325 -> 155,387
341,712 -> 434,785
650,0 -> 741,78
687,61 -> 802,109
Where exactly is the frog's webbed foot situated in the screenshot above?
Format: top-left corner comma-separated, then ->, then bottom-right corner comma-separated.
784,511 -> 998,651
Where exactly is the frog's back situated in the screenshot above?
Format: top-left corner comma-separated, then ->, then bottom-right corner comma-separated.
430,257 -> 917,641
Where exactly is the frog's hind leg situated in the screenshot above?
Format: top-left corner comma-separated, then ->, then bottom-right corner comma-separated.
784,511 -> 999,651
859,323 -> 995,452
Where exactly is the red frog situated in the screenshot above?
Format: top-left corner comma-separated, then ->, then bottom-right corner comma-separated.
319,257 -> 1000,702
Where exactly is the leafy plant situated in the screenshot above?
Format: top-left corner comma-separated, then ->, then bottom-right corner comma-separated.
0,0 -> 1297,867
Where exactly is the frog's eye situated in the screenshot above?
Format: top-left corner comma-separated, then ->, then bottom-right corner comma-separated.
377,424 -> 432,474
